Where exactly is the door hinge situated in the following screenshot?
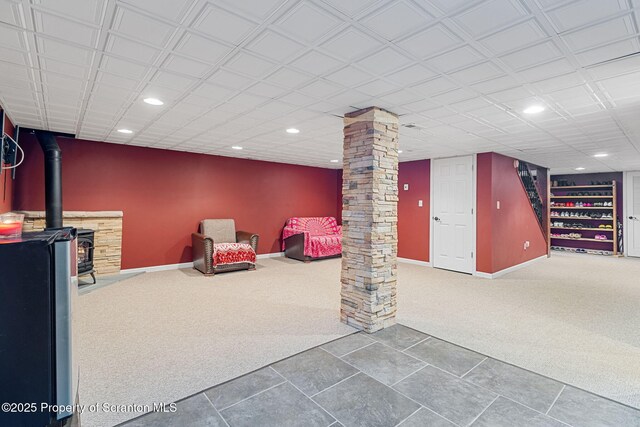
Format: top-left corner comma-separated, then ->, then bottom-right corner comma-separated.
471,208 -> 474,214
471,252 -> 474,258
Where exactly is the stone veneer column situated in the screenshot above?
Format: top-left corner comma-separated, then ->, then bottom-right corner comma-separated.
340,106 -> 399,333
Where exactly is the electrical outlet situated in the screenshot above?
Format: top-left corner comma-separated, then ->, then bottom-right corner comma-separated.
404,184 -> 409,191
418,200 -> 423,207
524,241 -> 530,250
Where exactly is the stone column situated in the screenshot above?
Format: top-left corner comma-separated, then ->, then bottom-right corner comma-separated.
340,106 -> 399,333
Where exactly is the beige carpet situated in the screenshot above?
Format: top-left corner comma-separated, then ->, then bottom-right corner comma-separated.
78,253 -> 640,426
76,258 -> 354,427
398,252 -> 640,410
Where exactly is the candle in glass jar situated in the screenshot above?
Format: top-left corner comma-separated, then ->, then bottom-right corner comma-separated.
0,213 -> 23,238
0,221 -> 21,236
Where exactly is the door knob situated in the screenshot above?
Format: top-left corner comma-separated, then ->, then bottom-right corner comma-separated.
434,216 -> 441,222
631,216 -> 638,220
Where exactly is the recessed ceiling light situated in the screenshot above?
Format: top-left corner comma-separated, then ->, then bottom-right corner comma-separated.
398,150 -> 403,154
593,153 -> 608,158
330,159 -> 339,163
143,97 -> 164,106
523,105 -> 545,114
117,129 -> 133,134
286,128 -> 300,134
575,167 -> 585,171
231,146 -> 243,150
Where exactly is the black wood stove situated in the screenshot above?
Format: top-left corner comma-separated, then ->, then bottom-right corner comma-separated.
77,228 -> 96,284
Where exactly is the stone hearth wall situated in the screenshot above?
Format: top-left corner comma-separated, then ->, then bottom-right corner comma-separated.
340,107 -> 399,333
19,211 -> 123,275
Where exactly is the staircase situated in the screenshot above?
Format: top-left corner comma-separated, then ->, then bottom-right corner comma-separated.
517,161 -> 545,234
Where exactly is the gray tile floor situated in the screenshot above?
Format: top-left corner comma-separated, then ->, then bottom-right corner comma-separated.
121,324 -> 640,427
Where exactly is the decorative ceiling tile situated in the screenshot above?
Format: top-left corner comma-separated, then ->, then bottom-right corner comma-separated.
193,4 -> 258,45
275,2 -> 342,43
361,0 -> 433,41
1,0 -> 640,171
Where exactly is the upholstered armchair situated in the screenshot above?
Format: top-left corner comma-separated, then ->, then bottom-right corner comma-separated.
192,219 -> 259,275
282,217 -> 342,262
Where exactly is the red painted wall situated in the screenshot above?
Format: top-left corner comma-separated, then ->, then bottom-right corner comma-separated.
398,160 -> 430,262
476,153 -> 548,273
0,111 -> 14,213
12,135 -> 340,269
335,160 -> 431,262
476,153 -> 494,273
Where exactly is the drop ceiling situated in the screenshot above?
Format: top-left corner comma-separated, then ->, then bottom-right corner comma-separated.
1,0 -> 640,174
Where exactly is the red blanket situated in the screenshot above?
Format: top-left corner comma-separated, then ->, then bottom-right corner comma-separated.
213,243 -> 256,266
282,217 -> 342,258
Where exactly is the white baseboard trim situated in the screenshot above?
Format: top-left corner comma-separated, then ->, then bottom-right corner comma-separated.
474,254 -> 547,279
120,262 -> 194,275
257,252 -> 285,259
120,252 -> 285,274
398,257 -> 432,267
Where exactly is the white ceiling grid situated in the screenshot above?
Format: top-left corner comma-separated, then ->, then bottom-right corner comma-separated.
0,0 -> 639,172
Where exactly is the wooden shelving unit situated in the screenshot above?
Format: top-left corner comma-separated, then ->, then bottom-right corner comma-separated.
549,181 -> 618,255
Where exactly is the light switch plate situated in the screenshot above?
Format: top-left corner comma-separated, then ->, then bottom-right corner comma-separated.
497,201 -> 501,209
418,200 -> 423,207
404,184 -> 409,190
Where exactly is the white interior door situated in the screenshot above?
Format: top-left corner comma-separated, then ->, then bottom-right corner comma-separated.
627,172 -> 640,257
432,156 -> 474,274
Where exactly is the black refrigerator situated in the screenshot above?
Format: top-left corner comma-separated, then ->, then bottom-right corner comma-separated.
0,228 -> 79,427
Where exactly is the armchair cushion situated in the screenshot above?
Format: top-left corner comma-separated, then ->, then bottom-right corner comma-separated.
201,219 -> 236,243
213,243 -> 256,267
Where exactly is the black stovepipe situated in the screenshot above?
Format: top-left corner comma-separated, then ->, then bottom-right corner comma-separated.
34,130 -> 63,229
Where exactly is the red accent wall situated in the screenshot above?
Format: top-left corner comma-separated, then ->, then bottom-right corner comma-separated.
476,153 -> 548,273
476,153 -> 494,273
398,160 -> 430,262
12,135 -> 340,269
335,160 -> 431,262
0,111 -> 14,213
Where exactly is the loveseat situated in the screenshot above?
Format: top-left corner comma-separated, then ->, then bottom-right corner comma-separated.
192,219 -> 259,275
282,217 -> 342,262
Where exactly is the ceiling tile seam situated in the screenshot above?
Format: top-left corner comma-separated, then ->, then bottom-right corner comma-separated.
98,4 -> 211,141
381,28 -> 541,137
356,0 -> 435,25
547,9 -> 634,37
316,0 -> 385,21
109,0 -> 304,144
572,33 -> 640,58
431,18 -> 596,160
274,15 -> 475,116
527,0 -> 640,157
0,19 -> 108,55
418,0 -> 488,18
112,0 -> 258,34
28,4 -> 103,30
0,4 -> 42,123
24,0 -> 50,128
119,2 -> 305,135
73,0 -> 122,137
71,1 -> 122,135
0,16 -> 124,127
